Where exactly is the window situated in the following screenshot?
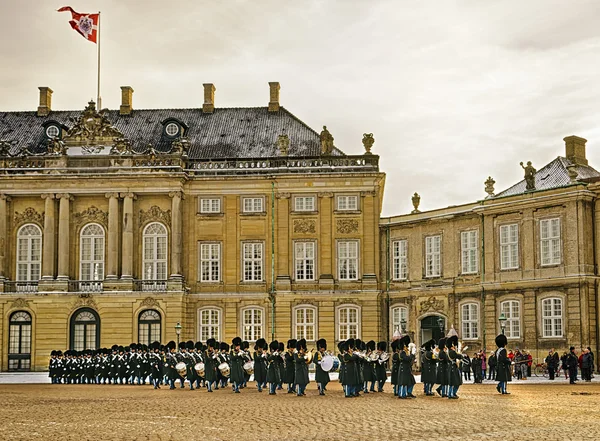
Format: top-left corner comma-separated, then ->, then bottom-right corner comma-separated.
425,235 -> 441,277
8,311 -> 32,372
294,306 -> 317,341
338,241 -> 359,280
80,223 -> 105,282
461,230 -> 478,274
337,195 -> 358,211
243,197 -> 263,213
461,303 -> 479,340
338,306 -> 360,340
294,196 -> 315,212
165,122 -> 180,137
500,300 -> 521,339
143,223 -> 168,281
390,305 -> 408,335
16,224 -> 42,283
295,242 -> 315,281
199,243 -> 220,282
500,224 -> 519,270
200,198 -> 221,214
392,240 -> 408,280
70,308 -> 100,351
242,307 -> 263,341
542,298 -> 563,338
243,242 -> 263,281
540,218 -> 561,266
199,308 -> 221,341
138,310 -> 161,346
45,125 -> 60,139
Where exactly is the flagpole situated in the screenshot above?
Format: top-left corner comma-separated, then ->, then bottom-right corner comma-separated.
97,11 -> 101,108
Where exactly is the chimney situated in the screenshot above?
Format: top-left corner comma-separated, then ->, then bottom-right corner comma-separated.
120,86 -> 134,115
564,135 -> 588,166
203,83 -> 216,113
37,86 -> 53,117
268,82 -> 280,112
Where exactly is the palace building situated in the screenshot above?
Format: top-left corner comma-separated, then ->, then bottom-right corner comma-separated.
0,83 -> 598,371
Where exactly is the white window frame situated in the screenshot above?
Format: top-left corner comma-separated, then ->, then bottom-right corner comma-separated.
540,218 -> 561,266
293,305 -> 317,342
425,235 -> 441,278
165,122 -> 180,137
80,223 -> 105,282
241,306 -> 264,342
242,197 -> 264,213
16,224 -> 42,282
500,300 -> 521,339
294,196 -> 316,212
294,241 -> 316,281
242,242 -> 263,282
390,305 -> 408,336
198,307 -> 222,342
199,198 -> 221,214
336,195 -> 358,211
337,305 -> 361,340
138,309 -> 161,345
461,303 -> 479,340
142,222 -> 168,281
337,240 -> 359,281
461,230 -> 478,274
500,223 -> 519,270
542,297 -> 563,338
199,242 -> 221,282
392,239 -> 408,280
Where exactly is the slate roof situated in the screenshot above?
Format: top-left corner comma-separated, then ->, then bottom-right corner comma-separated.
0,107 -> 345,159
495,156 -> 600,197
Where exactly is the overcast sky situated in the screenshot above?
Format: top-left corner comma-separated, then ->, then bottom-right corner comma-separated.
2,1 -> 600,216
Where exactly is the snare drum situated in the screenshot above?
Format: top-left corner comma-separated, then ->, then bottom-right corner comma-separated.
218,362 -> 230,377
243,360 -> 254,375
194,362 -> 205,377
175,362 -> 187,378
321,354 -> 334,372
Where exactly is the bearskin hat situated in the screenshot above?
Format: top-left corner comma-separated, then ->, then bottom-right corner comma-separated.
447,335 -> 458,349
495,334 -> 507,348
346,338 -> 355,350
287,339 -> 297,349
422,339 -> 433,351
317,338 -> 327,350
185,340 -> 194,350
355,339 -> 363,351
167,341 -> 176,350
254,338 -> 266,351
207,338 -> 216,349
111,344 -> 119,352
219,342 -> 229,351
51,350 -> 57,356
390,339 -> 400,352
337,340 -> 347,353
178,341 -> 186,351
438,337 -> 447,350
278,341 -> 284,352
151,341 -> 160,351
195,341 -> 203,351
118,346 -> 124,353
367,340 -> 376,351
57,350 -> 63,356
242,340 -> 250,350
377,341 -> 388,352
296,338 -> 307,351
231,337 -> 242,347
269,340 -> 279,351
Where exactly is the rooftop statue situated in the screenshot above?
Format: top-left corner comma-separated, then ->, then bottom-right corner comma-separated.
520,161 -> 536,191
320,126 -> 334,155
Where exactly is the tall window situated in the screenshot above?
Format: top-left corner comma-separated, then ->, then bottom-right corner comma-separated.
138,310 -> 161,345
461,230 -> 478,274
16,224 -> 42,282
542,297 -> 563,337
338,305 -> 360,340
199,308 -> 221,341
8,311 -> 32,371
295,306 -> 317,341
70,308 -> 100,351
461,303 -> 479,339
500,224 -> 519,270
295,242 -> 315,281
338,241 -> 359,280
243,242 -> 263,281
199,243 -> 220,282
425,235 -> 441,277
500,300 -> 521,339
242,307 -> 263,341
80,223 -> 105,282
391,305 -> 408,334
540,218 -> 561,266
243,197 -> 263,213
294,196 -> 315,212
143,223 -> 167,280
337,195 -> 358,211
392,240 -> 408,280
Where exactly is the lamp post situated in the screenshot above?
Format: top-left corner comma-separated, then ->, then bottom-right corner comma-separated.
498,312 -> 507,335
175,322 -> 182,347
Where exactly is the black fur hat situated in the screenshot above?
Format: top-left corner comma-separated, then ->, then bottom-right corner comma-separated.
207,338 -> 216,349
219,342 -> 228,351
194,341 -> 203,351
355,339 -> 363,351
269,340 -> 279,351
390,339 -> 400,352
367,340 -> 376,351
296,338 -> 307,351
278,341 -> 284,352
401,335 -> 411,348
317,338 -> 327,350
447,335 -> 458,349
167,341 -> 176,350
438,338 -> 447,350
337,340 -> 346,352
111,344 -> 119,352
495,334 -> 507,348
346,338 -> 355,350
242,340 -> 250,350
422,339 -> 433,351
377,341 -> 387,351
178,341 -> 186,351
255,338 -> 266,351
186,340 -> 195,350
287,339 -> 297,349
151,341 -> 161,351
232,337 -> 242,347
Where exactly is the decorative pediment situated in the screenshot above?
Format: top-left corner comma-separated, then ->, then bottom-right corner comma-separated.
140,297 -> 161,308
139,205 -> 171,226
73,206 -> 108,226
419,296 -> 445,315
71,293 -> 98,312
14,207 -> 44,226
9,298 -> 31,310
63,101 -> 124,149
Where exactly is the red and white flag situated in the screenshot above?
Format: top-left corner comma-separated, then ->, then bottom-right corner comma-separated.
57,6 -> 99,43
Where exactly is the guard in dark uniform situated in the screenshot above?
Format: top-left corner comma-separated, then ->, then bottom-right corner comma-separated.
567,346 -> 579,384
294,338 -> 310,396
363,340 -> 377,393
421,339 -> 437,396
253,338 -> 268,392
242,340 -> 251,388
435,338 -> 449,397
495,334 -> 511,394
266,340 -> 281,395
150,341 -> 163,389
342,338 -> 360,398
204,338 -> 218,392
398,335 -> 416,399
284,339 -> 297,393
276,341 -> 285,390
375,341 -> 388,392
390,339 -> 400,396
315,338 -> 330,396
165,341 -> 178,390
230,337 -> 245,393
447,335 -> 463,399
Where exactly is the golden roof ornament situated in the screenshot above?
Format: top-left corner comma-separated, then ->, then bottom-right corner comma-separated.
362,133 -> 374,155
411,192 -> 421,214
63,100 -> 124,148
484,176 -> 495,197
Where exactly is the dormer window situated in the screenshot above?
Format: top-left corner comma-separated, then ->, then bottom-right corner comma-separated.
45,125 -> 60,138
42,121 -> 64,140
161,118 -> 187,140
165,122 -> 180,138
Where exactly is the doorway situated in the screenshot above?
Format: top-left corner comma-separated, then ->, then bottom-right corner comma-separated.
420,315 -> 445,346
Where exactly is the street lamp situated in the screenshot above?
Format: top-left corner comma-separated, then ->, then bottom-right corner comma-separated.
498,312 -> 507,335
175,322 -> 182,346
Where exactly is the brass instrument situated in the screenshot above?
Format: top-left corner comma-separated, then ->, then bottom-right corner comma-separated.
368,351 -> 379,362
379,351 -> 390,362
305,348 -> 314,364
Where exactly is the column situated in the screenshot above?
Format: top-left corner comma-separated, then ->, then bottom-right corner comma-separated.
275,192 -> 290,280
318,192 -> 334,282
41,193 -> 55,279
57,193 -> 73,280
169,191 -> 183,279
120,192 -> 136,279
105,193 -> 120,279
361,190 -> 377,279
0,194 -> 10,279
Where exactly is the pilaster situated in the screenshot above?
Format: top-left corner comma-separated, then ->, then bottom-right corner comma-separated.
41,193 -> 55,279
169,191 -> 183,280
0,194 -> 11,279
318,192 -> 334,287
56,193 -> 73,280
120,192 -> 136,280
105,192 -> 120,279
275,192 -> 291,291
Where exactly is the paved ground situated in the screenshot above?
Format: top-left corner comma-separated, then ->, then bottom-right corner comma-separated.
0,380 -> 599,440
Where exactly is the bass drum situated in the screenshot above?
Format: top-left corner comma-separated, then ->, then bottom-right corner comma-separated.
243,360 -> 254,375
218,362 -> 230,377
175,362 -> 187,378
320,354 -> 335,372
194,362 -> 205,377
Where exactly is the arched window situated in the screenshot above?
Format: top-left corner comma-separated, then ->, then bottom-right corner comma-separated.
461,303 -> 479,340
16,224 -> 42,286
337,305 -> 360,340
80,223 -> 105,291
294,305 -> 317,341
138,309 -> 161,346
500,300 -> 521,339
542,297 -> 563,337
143,223 -> 168,280
8,311 -> 32,371
70,308 -> 100,351
241,307 -> 263,342
198,308 -> 221,341
390,305 -> 408,336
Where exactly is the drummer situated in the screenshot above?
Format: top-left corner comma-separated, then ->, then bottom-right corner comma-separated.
315,338 -> 330,396
204,338 -> 218,392
230,337 -> 245,393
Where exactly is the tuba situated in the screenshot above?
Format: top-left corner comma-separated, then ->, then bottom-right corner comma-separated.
305,349 -> 314,364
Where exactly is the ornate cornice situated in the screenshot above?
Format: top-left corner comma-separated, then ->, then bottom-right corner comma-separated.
73,206 -> 108,227
139,205 -> 171,226
336,219 -> 359,234
14,207 -> 44,226
360,190 -> 376,197
41,193 -> 55,200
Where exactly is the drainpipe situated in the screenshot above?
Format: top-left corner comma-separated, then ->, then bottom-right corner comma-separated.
270,181 -> 276,341
386,218 -> 391,342
480,210 -> 486,351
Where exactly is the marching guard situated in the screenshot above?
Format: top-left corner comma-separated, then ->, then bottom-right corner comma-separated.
266,340 -> 281,395
435,338 -> 449,397
254,338 -> 268,392
314,338 -> 330,396
294,338 -> 310,396
230,337 -> 245,393
398,335 -> 416,399
284,339 -> 296,394
447,335 -> 463,399
421,339 -> 437,396
375,341 -> 388,392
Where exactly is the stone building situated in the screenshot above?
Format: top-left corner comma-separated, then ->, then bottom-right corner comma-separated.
0,83 -> 598,371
